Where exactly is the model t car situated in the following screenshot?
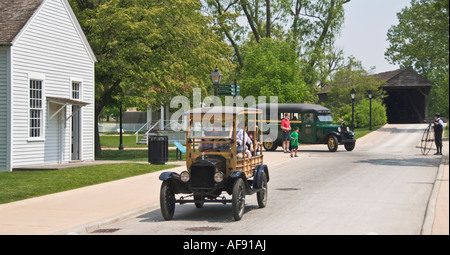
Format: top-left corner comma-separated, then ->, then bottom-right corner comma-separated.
255,103 -> 356,152
159,106 -> 269,221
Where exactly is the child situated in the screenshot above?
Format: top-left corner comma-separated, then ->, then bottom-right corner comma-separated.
290,127 -> 299,157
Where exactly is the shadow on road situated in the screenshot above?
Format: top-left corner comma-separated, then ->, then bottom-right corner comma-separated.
137,204 -> 259,223
355,157 -> 441,167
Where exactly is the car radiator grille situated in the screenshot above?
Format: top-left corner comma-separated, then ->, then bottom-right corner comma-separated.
190,166 -> 215,189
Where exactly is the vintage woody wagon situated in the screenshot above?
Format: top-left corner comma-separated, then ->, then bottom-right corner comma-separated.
159,106 -> 269,221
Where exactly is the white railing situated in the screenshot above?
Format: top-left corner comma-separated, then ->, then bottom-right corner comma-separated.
134,120 -> 161,144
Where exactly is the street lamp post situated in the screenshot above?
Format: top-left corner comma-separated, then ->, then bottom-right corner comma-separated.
350,88 -> 356,131
367,90 -> 373,130
119,102 -> 124,150
210,66 -> 222,97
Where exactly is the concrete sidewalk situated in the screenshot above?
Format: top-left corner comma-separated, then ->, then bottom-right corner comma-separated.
0,127 -> 447,235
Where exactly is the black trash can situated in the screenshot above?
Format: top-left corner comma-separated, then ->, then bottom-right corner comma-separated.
148,135 -> 168,164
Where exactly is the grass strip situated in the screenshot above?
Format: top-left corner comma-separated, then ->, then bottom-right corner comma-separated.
0,163 -> 176,204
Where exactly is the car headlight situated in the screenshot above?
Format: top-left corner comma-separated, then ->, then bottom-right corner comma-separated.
338,126 -> 341,132
346,126 -> 350,132
180,171 -> 190,182
214,172 -> 224,183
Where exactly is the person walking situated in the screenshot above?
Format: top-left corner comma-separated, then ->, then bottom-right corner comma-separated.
281,113 -> 291,153
290,127 -> 299,157
433,113 -> 444,155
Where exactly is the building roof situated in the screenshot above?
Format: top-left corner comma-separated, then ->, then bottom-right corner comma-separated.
0,0 -> 44,44
0,0 -> 97,62
317,68 -> 434,95
370,68 -> 434,88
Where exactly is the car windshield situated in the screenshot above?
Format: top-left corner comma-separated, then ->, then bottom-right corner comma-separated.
189,117 -> 234,139
317,115 -> 333,122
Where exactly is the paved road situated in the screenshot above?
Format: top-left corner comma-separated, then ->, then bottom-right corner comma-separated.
88,124 -> 442,235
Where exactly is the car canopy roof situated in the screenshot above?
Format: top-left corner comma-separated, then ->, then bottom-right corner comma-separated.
185,106 -> 262,115
254,103 -> 331,114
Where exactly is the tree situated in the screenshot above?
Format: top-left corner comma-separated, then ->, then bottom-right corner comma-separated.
205,0 -> 349,89
323,57 -> 386,126
385,0 -> 449,117
240,38 -> 311,103
69,0 -> 233,156
354,99 -> 387,128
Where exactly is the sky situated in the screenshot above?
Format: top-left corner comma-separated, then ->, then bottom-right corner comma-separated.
336,0 -> 412,74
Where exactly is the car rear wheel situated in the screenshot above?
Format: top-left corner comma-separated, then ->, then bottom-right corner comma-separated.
327,135 -> 338,152
232,178 -> 246,221
160,181 -> 175,220
256,173 -> 268,208
263,137 -> 277,151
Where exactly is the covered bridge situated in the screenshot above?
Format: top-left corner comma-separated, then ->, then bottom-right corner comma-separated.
318,68 -> 434,124
374,68 -> 434,124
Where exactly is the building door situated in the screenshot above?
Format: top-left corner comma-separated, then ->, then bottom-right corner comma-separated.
71,105 -> 81,161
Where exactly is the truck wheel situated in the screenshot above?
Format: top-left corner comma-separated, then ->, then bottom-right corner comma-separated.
160,181 -> 175,220
257,172 -> 268,208
232,178 -> 246,221
344,142 -> 355,151
327,135 -> 338,152
263,138 -> 277,151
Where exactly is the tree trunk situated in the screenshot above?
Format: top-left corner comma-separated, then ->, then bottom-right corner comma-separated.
266,0 -> 271,38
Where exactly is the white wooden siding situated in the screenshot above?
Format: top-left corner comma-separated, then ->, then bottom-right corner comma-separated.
11,0 -> 95,168
0,48 -> 10,171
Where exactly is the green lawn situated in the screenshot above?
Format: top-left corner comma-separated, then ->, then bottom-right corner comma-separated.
96,148 -> 185,162
353,125 -> 383,140
100,134 -> 147,148
0,163 -> 176,205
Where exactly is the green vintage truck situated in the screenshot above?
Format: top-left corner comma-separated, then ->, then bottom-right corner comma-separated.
255,103 -> 356,152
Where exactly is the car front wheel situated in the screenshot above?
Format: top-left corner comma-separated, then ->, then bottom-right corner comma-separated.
344,142 -> 355,151
160,181 -> 176,220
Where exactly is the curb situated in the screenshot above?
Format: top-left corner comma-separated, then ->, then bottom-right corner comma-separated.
421,153 -> 448,235
54,202 -> 161,235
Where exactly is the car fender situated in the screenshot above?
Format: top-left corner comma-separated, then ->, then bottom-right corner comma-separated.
159,172 -> 180,181
227,171 -> 251,193
254,165 -> 269,189
327,131 -> 342,141
159,172 -> 190,194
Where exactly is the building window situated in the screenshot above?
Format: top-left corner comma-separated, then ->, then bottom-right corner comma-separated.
72,81 -> 81,99
29,79 -> 43,138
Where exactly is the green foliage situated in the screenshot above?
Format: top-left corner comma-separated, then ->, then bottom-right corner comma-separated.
354,99 -> 387,128
323,58 -> 387,127
70,0 -> 234,109
240,38 -> 310,103
386,0 -> 449,118
429,69 -> 449,118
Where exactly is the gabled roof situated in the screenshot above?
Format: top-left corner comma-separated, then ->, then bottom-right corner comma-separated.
0,0 -> 44,44
0,0 -> 96,62
317,68 -> 434,95
370,68 -> 433,88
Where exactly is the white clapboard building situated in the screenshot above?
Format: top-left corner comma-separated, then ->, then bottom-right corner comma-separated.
0,0 -> 96,171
